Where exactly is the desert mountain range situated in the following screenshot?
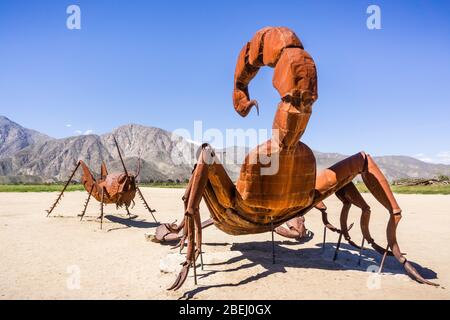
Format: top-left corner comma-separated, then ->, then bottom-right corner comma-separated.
1,116 -> 449,184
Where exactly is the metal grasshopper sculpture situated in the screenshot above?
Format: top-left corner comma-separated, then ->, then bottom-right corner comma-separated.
46,136 -> 157,229
156,26 -> 438,290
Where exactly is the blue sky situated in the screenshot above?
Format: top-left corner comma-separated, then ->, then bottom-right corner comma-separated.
0,0 -> 449,163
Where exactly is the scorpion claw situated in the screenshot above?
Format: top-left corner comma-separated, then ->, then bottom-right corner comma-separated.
178,235 -> 187,251
403,261 -> 439,286
171,235 -> 186,251
167,261 -> 191,291
153,223 -> 183,243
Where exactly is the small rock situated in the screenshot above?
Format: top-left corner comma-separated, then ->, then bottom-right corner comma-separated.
144,232 -> 156,242
160,253 -> 185,273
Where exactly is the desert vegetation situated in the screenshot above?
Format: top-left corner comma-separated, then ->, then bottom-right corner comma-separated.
356,175 -> 450,195
1,176 -> 449,194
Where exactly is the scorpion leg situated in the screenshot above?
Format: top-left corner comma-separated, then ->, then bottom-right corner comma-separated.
177,219 -> 214,253
154,176 -> 193,244
271,219 -> 276,264
168,145 -> 211,291
335,187 -> 360,250
178,175 -> 194,251
154,167 -> 215,247
316,201 -> 340,232
177,220 -> 188,252
316,193 -> 360,252
333,230 -> 344,261
315,201 -> 340,251
357,238 -> 365,266
336,182 -> 394,256
333,222 -> 354,260
316,152 -> 438,286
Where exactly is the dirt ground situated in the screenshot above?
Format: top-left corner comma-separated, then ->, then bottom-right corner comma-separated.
0,188 -> 448,299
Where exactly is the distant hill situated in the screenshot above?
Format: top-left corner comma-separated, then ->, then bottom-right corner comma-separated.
0,124 -> 196,182
312,151 -> 450,182
0,116 -> 51,158
0,116 -> 449,183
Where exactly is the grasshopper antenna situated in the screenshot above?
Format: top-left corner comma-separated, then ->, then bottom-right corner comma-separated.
113,135 -> 128,176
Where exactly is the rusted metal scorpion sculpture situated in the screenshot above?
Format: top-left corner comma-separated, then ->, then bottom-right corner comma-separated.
46,136 -> 157,228
156,26 -> 438,290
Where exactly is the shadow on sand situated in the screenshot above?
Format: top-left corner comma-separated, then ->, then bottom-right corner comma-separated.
178,238 -> 438,299
105,214 -> 160,231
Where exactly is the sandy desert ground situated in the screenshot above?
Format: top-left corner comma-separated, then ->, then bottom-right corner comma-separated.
0,188 -> 449,300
